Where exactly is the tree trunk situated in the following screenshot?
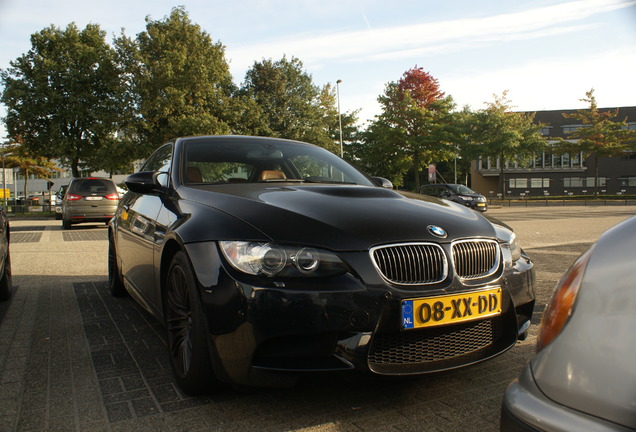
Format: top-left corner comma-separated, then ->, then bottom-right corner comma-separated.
72,158 -> 80,178
23,169 -> 29,200
593,153 -> 600,195
500,152 -> 506,199
413,153 -> 421,191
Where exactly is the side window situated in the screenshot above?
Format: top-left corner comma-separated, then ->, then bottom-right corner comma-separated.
141,144 -> 173,173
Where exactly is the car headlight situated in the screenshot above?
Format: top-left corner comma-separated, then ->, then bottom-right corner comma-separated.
509,232 -> 522,261
493,223 -> 522,262
219,241 -> 347,278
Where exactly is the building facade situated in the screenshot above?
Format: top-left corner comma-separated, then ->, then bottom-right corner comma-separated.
471,106 -> 636,198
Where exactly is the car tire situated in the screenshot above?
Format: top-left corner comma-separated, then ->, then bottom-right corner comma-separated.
108,234 -> 126,297
0,251 -> 12,301
165,251 -> 216,395
62,217 -> 72,230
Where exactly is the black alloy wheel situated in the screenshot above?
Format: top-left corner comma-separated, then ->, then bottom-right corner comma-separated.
165,251 -> 215,394
108,234 -> 126,297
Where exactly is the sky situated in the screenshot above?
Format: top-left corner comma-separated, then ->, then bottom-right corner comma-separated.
0,0 -> 635,138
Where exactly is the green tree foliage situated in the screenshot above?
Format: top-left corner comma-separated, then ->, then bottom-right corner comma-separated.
115,7 -> 239,151
241,56 -> 337,150
463,91 -> 546,198
556,88 -> 636,193
1,23 -> 125,177
3,141 -> 59,199
360,67 -> 455,190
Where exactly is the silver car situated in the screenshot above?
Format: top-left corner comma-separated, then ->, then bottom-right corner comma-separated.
62,177 -> 120,229
501,215 -> 636,431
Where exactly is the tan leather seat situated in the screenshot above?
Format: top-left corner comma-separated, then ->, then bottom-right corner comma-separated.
185,166 -> 203,183
259,170 -> 286,181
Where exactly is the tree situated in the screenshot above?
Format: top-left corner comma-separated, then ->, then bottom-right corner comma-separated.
241,56 -> 335,149
556,89 -> 636,193
2,141 -> 58,199
115,7 -> 237,150
463,92 -> 546,199
1,23 -> 125,177
361,67 -> 456,190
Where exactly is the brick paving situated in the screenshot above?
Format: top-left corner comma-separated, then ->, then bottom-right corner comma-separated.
0,208 -> 633,431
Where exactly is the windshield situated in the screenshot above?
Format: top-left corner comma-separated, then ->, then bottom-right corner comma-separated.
182,138 -> 375,186
450,185 -> 477,195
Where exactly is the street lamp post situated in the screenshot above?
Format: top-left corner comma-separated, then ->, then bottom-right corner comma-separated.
336,79 -> 343,158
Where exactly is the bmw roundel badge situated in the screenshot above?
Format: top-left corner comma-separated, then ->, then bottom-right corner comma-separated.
427,225 -> 447,238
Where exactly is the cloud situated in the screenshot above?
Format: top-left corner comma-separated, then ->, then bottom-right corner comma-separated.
226,0 -> 634,75
443,46 -> 636,111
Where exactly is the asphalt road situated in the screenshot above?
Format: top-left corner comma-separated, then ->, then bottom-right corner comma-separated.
1,205 -> 634,432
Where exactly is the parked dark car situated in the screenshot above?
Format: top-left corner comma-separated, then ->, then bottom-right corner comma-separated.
501,215 -> 636,432
419,183 -> 488,212
0,206 -> 11,301
109,135 -> 535,394
62,177 -> 120,229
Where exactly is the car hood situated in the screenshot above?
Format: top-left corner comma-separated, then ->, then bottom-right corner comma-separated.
180,184 -> 497,251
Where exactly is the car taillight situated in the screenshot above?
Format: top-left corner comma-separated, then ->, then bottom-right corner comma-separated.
105,193 -> 120,200
66,194 -> 82,201
536,246 -> 593,353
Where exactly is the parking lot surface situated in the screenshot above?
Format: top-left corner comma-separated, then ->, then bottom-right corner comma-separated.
1,206 -> 634,431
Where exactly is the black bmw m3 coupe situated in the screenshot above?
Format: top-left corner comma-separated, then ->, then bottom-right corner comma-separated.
108,135 -> 535,393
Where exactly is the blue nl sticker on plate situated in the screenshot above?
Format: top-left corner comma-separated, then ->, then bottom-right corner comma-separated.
402,300 -> 415,329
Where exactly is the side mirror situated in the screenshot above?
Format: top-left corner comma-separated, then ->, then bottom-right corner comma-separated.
125,171 -> 164,194
371,177 -> 394,189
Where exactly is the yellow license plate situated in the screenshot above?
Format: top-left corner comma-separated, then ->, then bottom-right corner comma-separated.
477,203 -> 486,206
402,287 -> 502,330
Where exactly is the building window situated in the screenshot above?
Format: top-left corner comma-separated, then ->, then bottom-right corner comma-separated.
544,154 -> 554,168
585,177 -> 606,187
531,178 -> 550,188
509,178 -> 528,188
620,177 -> 636,187
564,177 -> 606,188
563,125 -> 584,134
562,153 -> 570,167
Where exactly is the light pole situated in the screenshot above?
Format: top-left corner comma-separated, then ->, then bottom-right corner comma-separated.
336,79 -> 343,158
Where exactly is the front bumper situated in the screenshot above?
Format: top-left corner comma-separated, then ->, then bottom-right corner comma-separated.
501,366 -> 633,432
193,248 -> 535,387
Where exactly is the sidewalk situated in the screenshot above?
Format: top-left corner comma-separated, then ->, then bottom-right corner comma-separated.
0,221 -> 108,431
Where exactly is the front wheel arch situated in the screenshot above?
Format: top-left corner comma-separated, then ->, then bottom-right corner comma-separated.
164,250 -> 217,394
